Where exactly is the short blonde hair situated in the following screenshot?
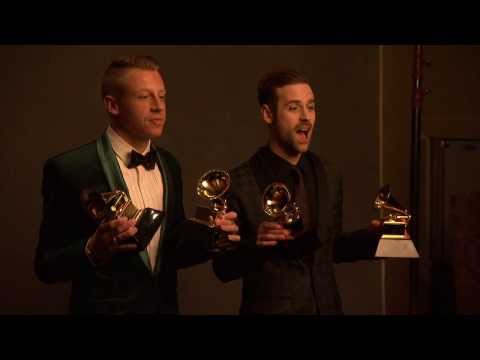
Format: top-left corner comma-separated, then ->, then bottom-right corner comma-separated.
101,56 -> 163,98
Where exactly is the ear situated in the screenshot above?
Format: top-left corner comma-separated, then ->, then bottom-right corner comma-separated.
104,95 -> 120,116
260,104 -> 274,125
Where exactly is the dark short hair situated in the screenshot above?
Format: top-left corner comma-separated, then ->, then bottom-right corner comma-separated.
257,69 -> 310,111
101,56 -> 163,98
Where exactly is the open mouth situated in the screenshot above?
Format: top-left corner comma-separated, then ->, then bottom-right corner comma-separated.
295,127 -> 311,142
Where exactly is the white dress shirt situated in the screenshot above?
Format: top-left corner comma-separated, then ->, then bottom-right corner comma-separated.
106,126 -> 164,271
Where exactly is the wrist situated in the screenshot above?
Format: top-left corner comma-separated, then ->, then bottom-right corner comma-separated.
85,236 -> 110,267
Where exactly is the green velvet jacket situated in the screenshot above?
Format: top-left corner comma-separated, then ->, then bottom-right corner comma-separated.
35,132 -> 213,314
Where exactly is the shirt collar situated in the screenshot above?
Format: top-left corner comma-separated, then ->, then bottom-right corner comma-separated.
258,145 -> 307,175
106,126 -> 151,167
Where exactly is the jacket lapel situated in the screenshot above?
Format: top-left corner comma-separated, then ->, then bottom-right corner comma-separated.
308,153 -> 331,265
96,132 -> 152,271
235,159 -> 268,239
152,146 -> 170,275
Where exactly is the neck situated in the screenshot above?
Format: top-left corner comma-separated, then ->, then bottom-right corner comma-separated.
111,124 -> 150,153
268,140 -> 301,166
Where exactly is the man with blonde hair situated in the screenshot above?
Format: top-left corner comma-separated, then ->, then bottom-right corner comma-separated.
35,56 -> 239,314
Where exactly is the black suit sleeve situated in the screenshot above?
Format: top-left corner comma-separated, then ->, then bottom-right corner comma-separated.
329,173 -> 382,263
170,220 -> 212,269
333,229 -> 382,263
160,153 -> 212,269
211,191 -> 265,282
35,159 -> 95,284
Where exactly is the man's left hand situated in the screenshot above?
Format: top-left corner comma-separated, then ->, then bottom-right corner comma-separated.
212,211 -> 240,251
214,211 -> 240,241
368,219 -> 383,232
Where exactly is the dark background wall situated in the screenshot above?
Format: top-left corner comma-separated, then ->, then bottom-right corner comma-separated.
381,45 -> 480,314
1,45 -> 383,314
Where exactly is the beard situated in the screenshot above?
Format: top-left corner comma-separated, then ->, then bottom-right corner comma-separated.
271,126 -> 309,158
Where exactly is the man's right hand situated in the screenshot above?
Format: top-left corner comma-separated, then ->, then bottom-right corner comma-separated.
85,217 -> 138,265
256,221 -> 294,247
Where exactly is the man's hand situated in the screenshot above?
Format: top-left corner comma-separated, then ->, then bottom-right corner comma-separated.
256,221 -> 294,247
368,219 -> 384,232
85,217 -> 139,265
212,211 -> 241,251
214,211 -> 240,241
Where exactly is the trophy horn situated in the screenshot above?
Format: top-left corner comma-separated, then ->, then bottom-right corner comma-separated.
196,169 -> 230,213
374,184 -> 411,219
196,169 -> 230,200
262,182 -> 301,225
262,182 -> 291,218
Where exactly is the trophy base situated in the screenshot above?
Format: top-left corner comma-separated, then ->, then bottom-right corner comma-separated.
190,206 -> 236,253
191,206 -> 215,227
375,235 -> 419,258
284,218 -> 303,233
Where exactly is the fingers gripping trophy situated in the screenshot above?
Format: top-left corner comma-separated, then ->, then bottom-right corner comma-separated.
83,189 -> 164,251
191,169 -> 236,253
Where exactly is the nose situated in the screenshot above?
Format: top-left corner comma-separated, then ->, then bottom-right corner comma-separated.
151,96 -> 165,112
300,105 -> 314,123
299,106 -> 310,121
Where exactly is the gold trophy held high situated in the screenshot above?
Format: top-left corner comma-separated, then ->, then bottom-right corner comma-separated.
192,169 -> 234,252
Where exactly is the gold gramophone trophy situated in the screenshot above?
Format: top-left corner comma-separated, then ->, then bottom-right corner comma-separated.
84,190 -> 164,251
192,169 -> 233,252
262,182 -> 302,231
374,185 -> 419,258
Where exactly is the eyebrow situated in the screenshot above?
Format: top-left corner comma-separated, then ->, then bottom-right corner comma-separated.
137,88 -> 166,94
286,99 -> 315,104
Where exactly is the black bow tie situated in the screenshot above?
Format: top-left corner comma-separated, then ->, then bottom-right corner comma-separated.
128,150 -> 157,170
